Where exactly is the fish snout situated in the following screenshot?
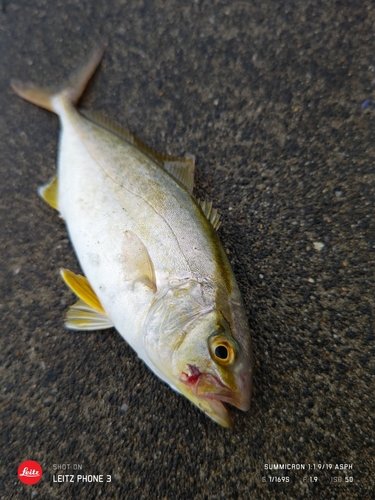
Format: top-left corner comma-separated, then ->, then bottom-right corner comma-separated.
234,364 -> 253,411
194,372 -> 239,407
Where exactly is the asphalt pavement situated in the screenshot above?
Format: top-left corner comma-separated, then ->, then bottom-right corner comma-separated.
1,0 -> 374,498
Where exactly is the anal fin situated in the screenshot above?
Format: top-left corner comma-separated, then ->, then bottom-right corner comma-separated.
38,174 -> 59,210
61,268 -> 113,331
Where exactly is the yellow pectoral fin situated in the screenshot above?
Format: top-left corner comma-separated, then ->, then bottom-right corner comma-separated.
65,299 -> 114,331
60,269 -> 113,331
60,268 -> 105,313
38,174 -> 59,210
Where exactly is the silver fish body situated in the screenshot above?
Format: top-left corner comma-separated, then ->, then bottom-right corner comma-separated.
12,46 -> 253,427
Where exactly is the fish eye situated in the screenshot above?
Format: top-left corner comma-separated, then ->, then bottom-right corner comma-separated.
215,345 -> 228,360
208,332 -> 237,366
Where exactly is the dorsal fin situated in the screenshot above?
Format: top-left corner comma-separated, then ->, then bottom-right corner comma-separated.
199,199 -> 222,230
163,156 -> 195,194
80,109 -> 195,193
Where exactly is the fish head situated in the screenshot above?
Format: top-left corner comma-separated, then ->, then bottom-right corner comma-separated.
144,281 -> 253,427
172,309 -> 253,428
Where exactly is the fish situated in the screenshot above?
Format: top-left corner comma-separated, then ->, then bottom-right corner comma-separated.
11,45 -> 253,427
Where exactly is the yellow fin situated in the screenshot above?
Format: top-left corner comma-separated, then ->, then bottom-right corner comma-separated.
123,230 -> 157,293
11,43 -> 106,112
60,268 -> 106,314
65,299 -> 114,331
80,109 -> 195,193
199,199 -> 221,230
38,174 -> 58,210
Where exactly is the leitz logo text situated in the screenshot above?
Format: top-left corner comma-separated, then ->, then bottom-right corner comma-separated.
18,460 -> 43,485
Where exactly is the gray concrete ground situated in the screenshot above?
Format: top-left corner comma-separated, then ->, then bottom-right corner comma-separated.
1,0 -> 374,498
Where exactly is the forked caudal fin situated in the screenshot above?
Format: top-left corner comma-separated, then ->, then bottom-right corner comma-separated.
11,43 -> 106,112
11,44 -> 106,211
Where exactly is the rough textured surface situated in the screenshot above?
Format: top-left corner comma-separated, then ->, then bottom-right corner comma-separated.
1,0 -> 374,498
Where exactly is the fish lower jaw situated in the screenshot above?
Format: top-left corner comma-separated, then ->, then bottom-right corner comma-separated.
177,370 -> 238,427
196,391 -> 250,427
198,396 -> 234,428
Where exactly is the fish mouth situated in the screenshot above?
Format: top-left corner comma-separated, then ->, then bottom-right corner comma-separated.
179,365 -> 249,428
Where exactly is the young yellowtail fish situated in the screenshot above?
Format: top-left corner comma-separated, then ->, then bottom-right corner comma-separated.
11,45 -> 253,427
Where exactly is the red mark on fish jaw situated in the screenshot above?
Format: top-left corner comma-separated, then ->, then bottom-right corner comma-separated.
180,366 -> 238,407
181,364 -> 201,386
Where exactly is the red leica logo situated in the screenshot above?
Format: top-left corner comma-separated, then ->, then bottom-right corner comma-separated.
18,460 -> 43,485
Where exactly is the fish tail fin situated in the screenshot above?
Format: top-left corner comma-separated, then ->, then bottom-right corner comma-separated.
11,42 -> 106,113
